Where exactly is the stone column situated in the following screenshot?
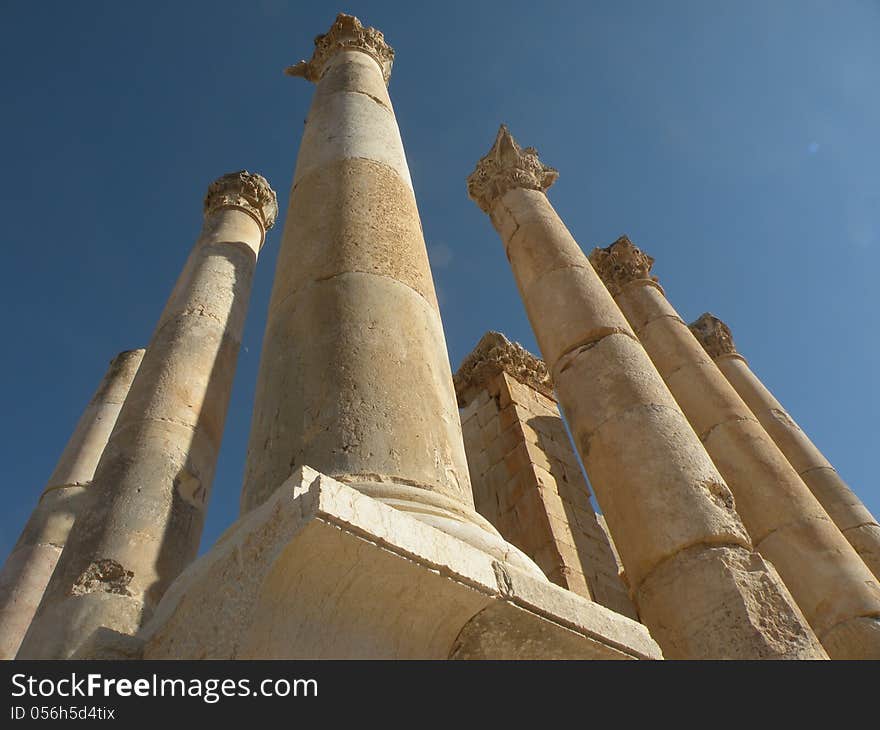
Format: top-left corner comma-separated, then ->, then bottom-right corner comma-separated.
690,313 -> 880,582
240,14 -> 531,566
454,331 -> 637,619
0,349 -> 143,659
590,237 -> 880,659
17,171 -> 277,659
466,125 -> 826,659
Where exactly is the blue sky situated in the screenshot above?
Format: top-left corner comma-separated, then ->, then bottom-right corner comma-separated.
1,0 -> 878,560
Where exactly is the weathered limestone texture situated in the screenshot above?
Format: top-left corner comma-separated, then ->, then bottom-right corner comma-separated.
590,237 -> 880,659
16,171 -> 277,659
467,125 -> 827,659
241,14 -> 533,568
455,331 -> 637,619
135,467 -> 661,660
0,350 -> 144,660
691,313 -> 880,584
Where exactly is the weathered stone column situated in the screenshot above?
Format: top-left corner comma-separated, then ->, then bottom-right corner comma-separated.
590,237 -> 880,659
241,14 -> 530,564
0,349 -> 143,659
690,313 -> 880,583
17,171 -> 277,659
467,125 -> 826,659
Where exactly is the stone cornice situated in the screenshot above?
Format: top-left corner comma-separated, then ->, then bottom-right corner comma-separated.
285,13 -> 394,85
454,331 -> 554,407
466,125 -> 558,214
204,170 -> 278,232
689,313 -> 738,358
588,236 -> 657,298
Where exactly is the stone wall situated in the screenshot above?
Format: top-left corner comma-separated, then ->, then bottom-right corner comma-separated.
456,332 -> 637,619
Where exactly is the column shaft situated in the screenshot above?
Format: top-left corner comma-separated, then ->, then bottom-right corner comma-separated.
0,349 -> 143,659
241,15 -> 516,559
696,316 -> 880,581
467,126 -> 826,658
17,171 -> 277,659
590,238 -> 880,659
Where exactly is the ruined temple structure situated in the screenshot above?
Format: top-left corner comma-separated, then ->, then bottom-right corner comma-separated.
3,13 -> 879,660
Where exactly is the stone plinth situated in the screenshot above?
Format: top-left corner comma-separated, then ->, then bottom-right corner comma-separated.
17,171 -> 277,659
466,126 -> 827,659
126,467 -> 660,660
590,237 -> 880,659
0,349 -> 144,659
455,332 -> 637,619
691,313 -> 880,584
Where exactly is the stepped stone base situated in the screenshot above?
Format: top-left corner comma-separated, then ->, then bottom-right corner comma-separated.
74,466 -> 660,660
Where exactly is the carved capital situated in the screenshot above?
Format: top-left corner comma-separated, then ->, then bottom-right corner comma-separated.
689,313 -> 738,358
454,331 -> 554,407
588,236 -> 657,297
466,125 -> 559,214
285,13 -> 394,85
204,170 -> 278,232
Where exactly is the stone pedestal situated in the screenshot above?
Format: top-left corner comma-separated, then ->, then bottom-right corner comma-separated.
466,126 -> 826,659
241,15 -> 532,569
16,171 -> 277,659
590,237 -> 880,659
454,331 -> 637,619
0,349 -> 144,659
691,313 -> 880,583
125,467 -> 661,660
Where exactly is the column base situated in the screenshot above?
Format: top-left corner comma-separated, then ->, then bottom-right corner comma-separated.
125,466 -> 659,660
340,477 -> 545,579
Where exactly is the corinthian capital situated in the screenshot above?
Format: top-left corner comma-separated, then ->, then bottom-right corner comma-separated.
204,170 -> 278,232
454,331 -> 554,406
588,236 -> 657,297
466,125 -> 559,214
285,13 -> 395,84
689,313 -> 738,358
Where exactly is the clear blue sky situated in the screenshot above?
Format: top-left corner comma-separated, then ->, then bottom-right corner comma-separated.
1,1 -> 878,560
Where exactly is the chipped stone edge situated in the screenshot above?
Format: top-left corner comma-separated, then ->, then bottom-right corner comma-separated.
141,466 -> 660,660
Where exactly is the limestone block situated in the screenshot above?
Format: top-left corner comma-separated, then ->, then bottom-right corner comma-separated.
636,544 -> 825,659
141,467 -> 660,660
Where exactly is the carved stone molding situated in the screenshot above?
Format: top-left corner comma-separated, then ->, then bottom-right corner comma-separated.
588,236 -> 657,297
454,331 -> 554,407
285,13 -> 395,85
466,125 -> 559,214
689,313 -> 738,358
204,170 -> 278,231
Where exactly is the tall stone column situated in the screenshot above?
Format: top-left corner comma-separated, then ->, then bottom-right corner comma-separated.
467,125 -> 826,659
0,349 -> 143,659
241,14 -> 530,565
690,313 -> 880,582
17,171 -> 277,659
590,237 -> 880,659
